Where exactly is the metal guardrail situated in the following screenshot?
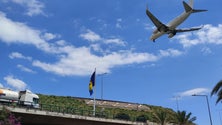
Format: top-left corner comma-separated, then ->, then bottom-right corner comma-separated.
39,103 -> 114,119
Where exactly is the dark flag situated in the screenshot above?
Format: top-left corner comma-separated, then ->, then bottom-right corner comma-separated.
89,71 -> 96,96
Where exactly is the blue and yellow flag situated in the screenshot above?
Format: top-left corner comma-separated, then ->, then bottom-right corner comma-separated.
89,71 -> 96,96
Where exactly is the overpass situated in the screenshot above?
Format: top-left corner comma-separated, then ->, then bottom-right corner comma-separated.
1,105 -> 149,125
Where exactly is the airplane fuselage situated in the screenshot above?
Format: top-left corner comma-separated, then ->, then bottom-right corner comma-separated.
150,11 -> 192,41
147,0 -> 207,42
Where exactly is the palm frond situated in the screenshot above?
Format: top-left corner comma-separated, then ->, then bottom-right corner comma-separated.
211,80 -> 222,96
216,94 -> 222,104
175,110 -> 196,125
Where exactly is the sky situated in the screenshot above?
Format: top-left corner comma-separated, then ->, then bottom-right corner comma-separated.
0,0 -> 222,124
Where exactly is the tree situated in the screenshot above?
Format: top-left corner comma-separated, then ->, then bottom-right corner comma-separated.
152,110 -> 172,125
0,107 -> 21,125
174,110 -> 196,125
211,80 -> 222,104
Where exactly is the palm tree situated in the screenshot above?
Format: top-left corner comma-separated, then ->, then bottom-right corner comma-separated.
211,80 -> 222,104
152,110 -> 172,125
174,110 -> 196,125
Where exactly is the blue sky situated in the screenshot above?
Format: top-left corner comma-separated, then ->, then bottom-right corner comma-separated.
0,0 -> 222,124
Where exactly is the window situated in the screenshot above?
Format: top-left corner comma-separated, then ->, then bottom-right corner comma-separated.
33,98 -> 39,104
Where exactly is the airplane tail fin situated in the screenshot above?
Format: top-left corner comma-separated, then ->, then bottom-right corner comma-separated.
183,1 -> 207,13
183,1 -> 192,13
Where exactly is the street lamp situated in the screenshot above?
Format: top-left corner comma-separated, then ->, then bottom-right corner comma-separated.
98,73 -> 107,100
192,94 -> 213,125
173,96 -> 180,111
218,110 -> 222,125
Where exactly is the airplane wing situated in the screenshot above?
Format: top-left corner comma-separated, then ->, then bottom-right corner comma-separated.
146,8 -> 165,29
176,27 -> 202,32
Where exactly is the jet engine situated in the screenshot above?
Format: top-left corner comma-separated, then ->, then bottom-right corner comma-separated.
168,33 -> 175,38
168,30 -> 177,38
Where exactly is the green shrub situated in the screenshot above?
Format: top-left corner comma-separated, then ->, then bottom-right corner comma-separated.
136,114 -> 148,122
114,113 -> 131,121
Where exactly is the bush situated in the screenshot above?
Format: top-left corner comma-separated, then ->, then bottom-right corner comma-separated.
0,107 -> 21,125
114,113 -> 131,121
136,114 -> 148,122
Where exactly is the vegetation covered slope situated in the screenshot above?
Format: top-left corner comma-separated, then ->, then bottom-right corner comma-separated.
38,94 -> 196,124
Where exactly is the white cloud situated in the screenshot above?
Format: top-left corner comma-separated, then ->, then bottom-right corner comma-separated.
0,12 -> 41,43
9,52 -> 32,61
32,47 -> 183,76
11,0 -> 45,16
117,18 -> 122,22
0,12 -> 59,53
104,38 -> 126,46
79,29 -> 101,42
159,48 -> 183,57
175,24 -> 222,47
201,47 -> 212,55
177,88 -> 210,97
17,64 -> 36,73
0,83 -> 3,88
144,23 -> 155,31
80,29 -> 126,47
42,32 -> 59,41
4,75 -> 27,90
90,44 -> 103,52
55,40 -> 66,46
0,12 -> 42,44
32,46 -> 159,76
116,18 -> 122,29
116,23 -> 121,29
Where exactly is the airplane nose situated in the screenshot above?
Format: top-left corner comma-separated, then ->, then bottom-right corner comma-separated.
150,36 -> 154,41
150,38 -> 155,42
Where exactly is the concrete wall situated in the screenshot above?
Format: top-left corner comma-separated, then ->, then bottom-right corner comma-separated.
3,106 -> 147,125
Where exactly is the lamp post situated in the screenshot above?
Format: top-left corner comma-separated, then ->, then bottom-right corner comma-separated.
192,94 -> 213,125
98,73 -> 107,100
218,110 -> 222,125
173,96 -> 180,111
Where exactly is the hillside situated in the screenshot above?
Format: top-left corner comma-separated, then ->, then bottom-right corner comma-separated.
38,94 -> 176,123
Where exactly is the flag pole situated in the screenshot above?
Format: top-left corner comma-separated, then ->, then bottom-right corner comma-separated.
93,86 -> 96,116
93,68 -> 96,116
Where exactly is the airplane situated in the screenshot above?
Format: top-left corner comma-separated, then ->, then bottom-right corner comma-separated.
146,0 -> 207,42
